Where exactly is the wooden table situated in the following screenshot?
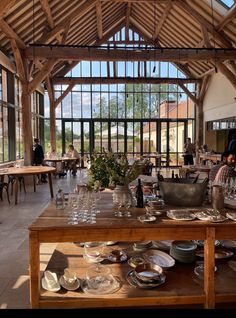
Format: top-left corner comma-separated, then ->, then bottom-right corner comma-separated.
29,192 -> 236,309
0,166 -> 56,204
199,154 -> 221,164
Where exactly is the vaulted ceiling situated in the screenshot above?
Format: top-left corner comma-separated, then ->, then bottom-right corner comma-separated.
0,0 -> 236,85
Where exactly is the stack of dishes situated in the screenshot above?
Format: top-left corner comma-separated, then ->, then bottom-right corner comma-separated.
170,240 -> 197,263
133,241 -> 153,251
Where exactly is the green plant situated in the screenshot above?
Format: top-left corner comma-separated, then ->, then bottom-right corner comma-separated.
87,149 -> 144,190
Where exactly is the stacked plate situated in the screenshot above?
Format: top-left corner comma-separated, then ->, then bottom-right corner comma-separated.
170,240 -> 197,263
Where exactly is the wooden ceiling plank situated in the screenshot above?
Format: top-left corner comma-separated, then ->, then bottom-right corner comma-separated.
37,0 -> 98,44
0,18 -> 25,49
173,0 -> 233,48
0,0 -> 18,18
96,1 -> 103,40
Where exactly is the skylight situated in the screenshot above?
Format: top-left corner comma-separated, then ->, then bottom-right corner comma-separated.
217,0 -> 234,9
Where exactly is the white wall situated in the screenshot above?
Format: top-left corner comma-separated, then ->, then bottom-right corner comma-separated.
203,72 -> 236,122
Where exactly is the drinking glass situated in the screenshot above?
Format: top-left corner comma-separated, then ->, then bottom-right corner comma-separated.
83,242 -> 105,263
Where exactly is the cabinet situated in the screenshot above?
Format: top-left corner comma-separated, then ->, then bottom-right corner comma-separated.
29,192 -> 236,309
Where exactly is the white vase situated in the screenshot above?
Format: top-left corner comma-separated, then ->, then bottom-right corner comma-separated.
112,185 -> 134,207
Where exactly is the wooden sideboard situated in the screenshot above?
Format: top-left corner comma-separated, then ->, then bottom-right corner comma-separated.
29,192 -> 236,309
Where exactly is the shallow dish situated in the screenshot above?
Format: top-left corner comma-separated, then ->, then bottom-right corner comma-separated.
196,249 -> 234,259
167,210 -> 196,221
107,250 -> 128,263
81,276 -> 121,295
59,275 -> 80,291
220,240 -> 236,249
126,270 -> 166,289
143,249 -> 175,269
138,215 -> 156,223
134,263 -> 163,282
172,240 -> 197,251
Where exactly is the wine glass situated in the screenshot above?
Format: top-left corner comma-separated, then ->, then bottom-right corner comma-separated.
67,193 -> 79,225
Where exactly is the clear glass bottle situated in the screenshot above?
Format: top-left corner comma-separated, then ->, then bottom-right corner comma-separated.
56,188 -> 65,210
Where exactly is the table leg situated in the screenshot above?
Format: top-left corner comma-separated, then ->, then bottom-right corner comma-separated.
14,177 -> 19,204
204,227 -> 215,308
29,230 -> 40,308
33,175 -> 36,192
48,173 -> 54,198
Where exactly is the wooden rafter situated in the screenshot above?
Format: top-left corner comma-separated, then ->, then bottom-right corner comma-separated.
198,74 -> 211,104
25,46 -> 236,62
178,83 -> 199,106
96,1 -> 103,40
125,3 -> 131,41
10,39 -> 26,82
28,59 -> 58,94
37,0 -> 98,44
0,0 -> 18,17
154,0 -> 172,40
217,4 -> 236,31
173,0 -> 233,48
201,25 -> 211,49
61,23 -> 70,45
0,19 -> 25,49
101,0 -> 170,2
54,84 -> 75,108
52,77 -> 201,85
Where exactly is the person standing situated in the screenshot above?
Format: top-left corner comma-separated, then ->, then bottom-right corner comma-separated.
32,138 -> 47,183
183,137 -> 195,165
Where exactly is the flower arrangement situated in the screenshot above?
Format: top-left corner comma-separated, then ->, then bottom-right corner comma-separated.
87,149 -> 144,190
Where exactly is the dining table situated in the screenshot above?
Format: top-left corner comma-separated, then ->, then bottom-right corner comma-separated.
0,166 -> 56,204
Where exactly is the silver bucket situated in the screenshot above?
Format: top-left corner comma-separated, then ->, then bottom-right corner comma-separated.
159,178 -> 207,207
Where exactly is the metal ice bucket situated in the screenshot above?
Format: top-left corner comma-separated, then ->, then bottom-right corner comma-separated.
159,178 -> 207,207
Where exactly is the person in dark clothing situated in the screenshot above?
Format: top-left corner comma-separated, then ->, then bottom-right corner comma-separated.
32,138 -> 47,183
227,133 -> 236,154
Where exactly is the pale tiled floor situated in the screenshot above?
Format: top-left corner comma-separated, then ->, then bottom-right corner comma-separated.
0,168 -> 194,309
0,170 -> 86,309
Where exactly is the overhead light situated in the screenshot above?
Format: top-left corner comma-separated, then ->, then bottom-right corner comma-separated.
153,66 -> 156,73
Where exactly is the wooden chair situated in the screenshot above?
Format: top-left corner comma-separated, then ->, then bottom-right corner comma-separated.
8,175 -> 26,195
0,181 -> 10,203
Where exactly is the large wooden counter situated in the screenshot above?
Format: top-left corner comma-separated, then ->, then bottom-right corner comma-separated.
28,192 -> 236,309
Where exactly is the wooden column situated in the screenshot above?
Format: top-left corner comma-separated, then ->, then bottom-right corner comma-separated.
21,83 -> 33,166
50,105 -> 56,152
196,100 -> 204,161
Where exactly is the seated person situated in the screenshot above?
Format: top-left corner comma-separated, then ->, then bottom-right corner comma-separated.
213,151 -> 236,184
66,144 -> 80,176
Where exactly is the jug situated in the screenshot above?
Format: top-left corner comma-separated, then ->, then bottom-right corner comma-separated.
211,185 -> 224,210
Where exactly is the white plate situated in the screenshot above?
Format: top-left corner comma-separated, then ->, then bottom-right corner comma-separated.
42,276 -> 61,292
138,215 -> 156,223
226,212 -> 236,221
143,250 -> 175,269
59,276 -> 80,291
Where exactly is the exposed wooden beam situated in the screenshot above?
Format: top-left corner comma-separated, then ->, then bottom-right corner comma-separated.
10,39 -> 26,82
40,0 -> 54,29
198,74 -> 211,104
28,59 -> 58,94
174,0 -> 233,48
54,84 -> 75,108
0,19 -> 26,49
52,77 -> 201,85
201,25 -> 211,49
216,62 -> 236,90
96,1 -> 103,40
61,23 -> 70,45
217,4 -> 236,31
25,46 -> 236,62
0,0 -> 18,17
130,23 -> 194,78
37,0 -> 98,44
101,0 -> 169,2
154,0 -> 172,39
228,60 -> 236,75
125,3 -> 131,41
178,83 -> 199,105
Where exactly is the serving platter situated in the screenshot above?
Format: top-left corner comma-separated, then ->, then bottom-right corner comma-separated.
143,249 -> 175,269
167,210 -> 196,221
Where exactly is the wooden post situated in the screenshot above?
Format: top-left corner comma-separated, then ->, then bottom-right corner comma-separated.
50,105 -> 56,152
21,83 -> 33,166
